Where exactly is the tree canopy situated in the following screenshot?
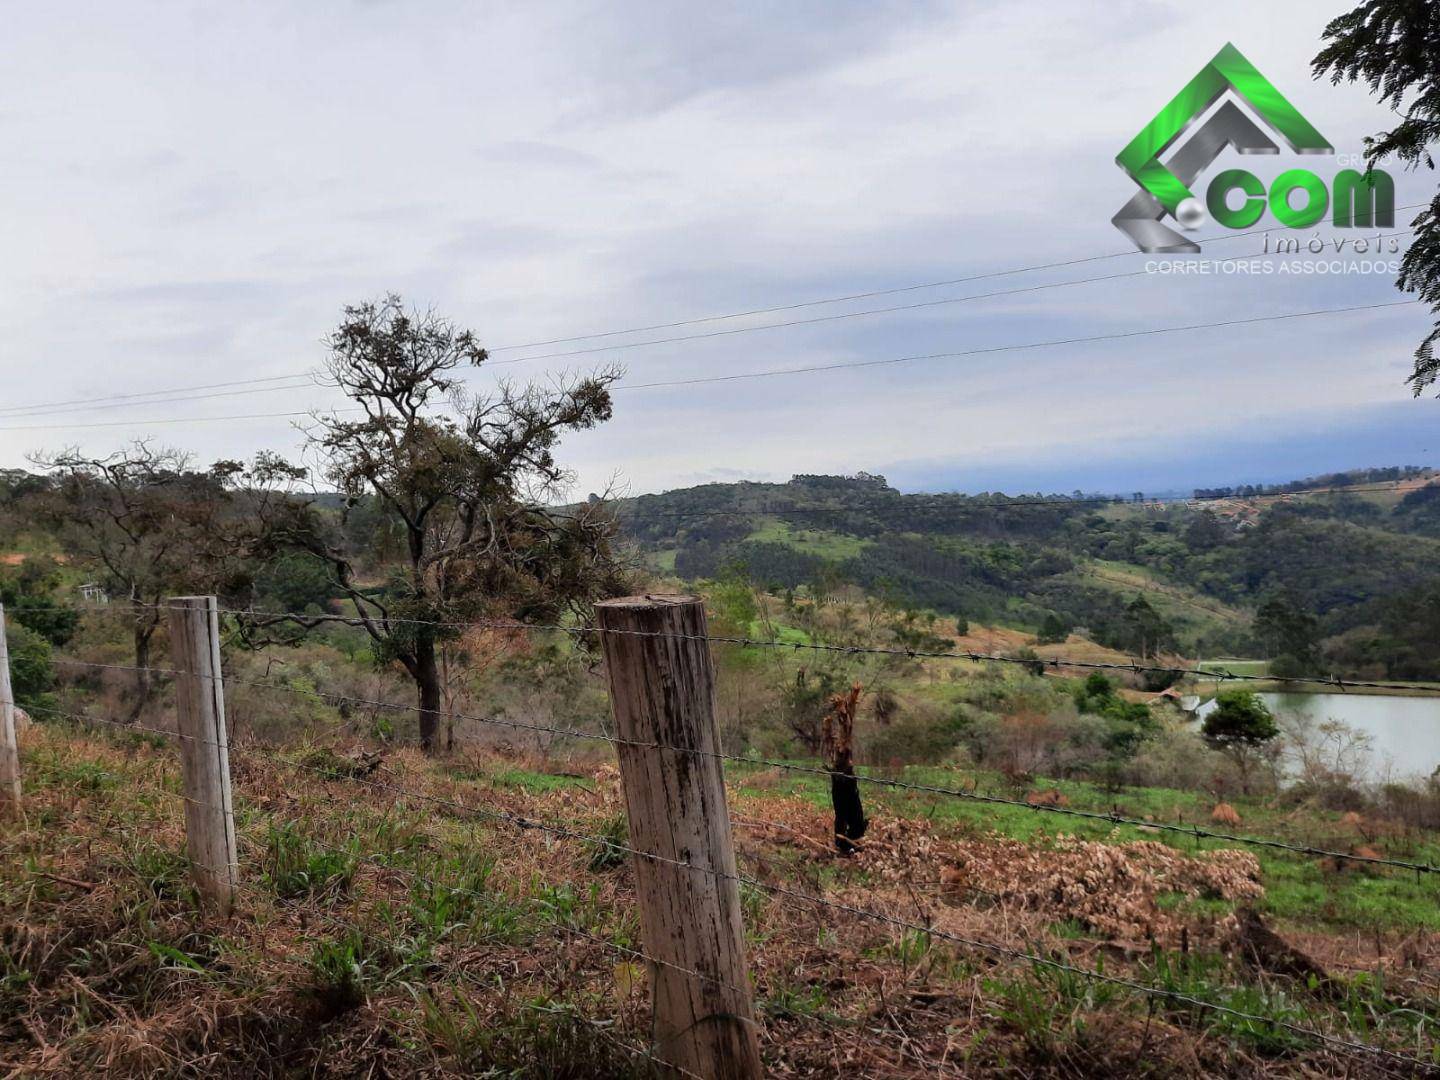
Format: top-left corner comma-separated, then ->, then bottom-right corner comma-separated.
247,296 -> 629,751
1315,1 -> 1440,391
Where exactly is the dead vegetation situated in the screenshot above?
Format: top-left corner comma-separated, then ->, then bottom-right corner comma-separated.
2,724 -> 1438,1078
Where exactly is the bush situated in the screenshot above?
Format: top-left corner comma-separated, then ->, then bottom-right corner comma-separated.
1035,613 -> 1069,645
1122,723 -> 1236,792
863,702 -> 976,766
1139,666 -> 1182,692
1378,778 -> 1440,830
4,619 -> 55,712
0,556 -> 79,647
965,707 -> 1109,779
1072,673 -> 1158,763
1014,646 -> 1045,677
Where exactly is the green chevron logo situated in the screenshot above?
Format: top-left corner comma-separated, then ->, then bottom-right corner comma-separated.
1119,43 -> 1331,218
1113,43 -> 1393,253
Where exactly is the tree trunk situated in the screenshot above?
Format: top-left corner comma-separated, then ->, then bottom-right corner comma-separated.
128,622 -> 154,724
830,752 -> 867,855
415,636 -> 441,754
823,683 -> 868,855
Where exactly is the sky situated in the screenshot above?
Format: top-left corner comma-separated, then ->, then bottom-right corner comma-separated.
0,0 -> 1435,499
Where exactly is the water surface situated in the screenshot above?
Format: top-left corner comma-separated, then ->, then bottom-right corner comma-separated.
1192,692 -> 1440,782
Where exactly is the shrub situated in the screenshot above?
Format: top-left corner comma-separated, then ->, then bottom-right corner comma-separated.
1035,613 -> 1069,645
1122,723 -> 1230,790
1014,647 -> 1045,677
863,702 -> 975,766
966,708 -> 1109,780
4,620 -> 54,712
308,931 -> 372,1014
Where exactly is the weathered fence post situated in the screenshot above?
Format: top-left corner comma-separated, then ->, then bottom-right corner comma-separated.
167,595 -> 238,915
597,594 -> 762,1080
0,604 -> 21,815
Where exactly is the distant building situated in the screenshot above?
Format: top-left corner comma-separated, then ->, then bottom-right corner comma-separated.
77,583 -> 108,604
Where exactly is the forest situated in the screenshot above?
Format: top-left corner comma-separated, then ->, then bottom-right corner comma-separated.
624,468 -> 1440,679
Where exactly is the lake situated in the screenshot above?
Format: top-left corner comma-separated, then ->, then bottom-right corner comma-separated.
1192,691 -> 1440,783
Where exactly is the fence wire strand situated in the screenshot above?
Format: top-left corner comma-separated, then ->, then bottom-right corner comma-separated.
32,705 -> 957,1077
46,657 -> 1440,876
37,697 -> 1435,1072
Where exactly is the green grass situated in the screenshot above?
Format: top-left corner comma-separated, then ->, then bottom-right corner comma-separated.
729,758 -> 1440,932
486,767 -> 594,794
263,822 -> 358,900
11,725 -> 1440,1076
1080,559 -> 1250,643
744,518 -> 872,560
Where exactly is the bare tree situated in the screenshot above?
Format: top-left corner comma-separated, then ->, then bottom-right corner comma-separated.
245,295 -> 629,753
30,442 -> 240,721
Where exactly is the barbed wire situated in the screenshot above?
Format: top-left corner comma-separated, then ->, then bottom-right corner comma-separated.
183,604 -> 1440,697
33,703 -> 951,1076
28,699 -> 1440,1071
44,656 -> 1440,876
266,751 -> 1440,1071
17,708 -> 711,1079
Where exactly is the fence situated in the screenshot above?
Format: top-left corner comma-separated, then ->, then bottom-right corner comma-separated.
2,595 -> 1438,1077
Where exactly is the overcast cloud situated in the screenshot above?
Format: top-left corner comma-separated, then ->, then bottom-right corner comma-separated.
0,0 -> 1433,497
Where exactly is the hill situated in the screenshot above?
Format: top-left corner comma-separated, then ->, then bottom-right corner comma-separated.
613,470 -> 1440,673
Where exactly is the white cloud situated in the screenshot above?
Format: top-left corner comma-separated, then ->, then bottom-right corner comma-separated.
0,0 -> 1431,497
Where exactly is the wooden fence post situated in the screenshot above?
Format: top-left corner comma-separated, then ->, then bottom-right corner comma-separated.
597,594 -> 762,1080
167,596 -> 238,915
0,604 -> 21,816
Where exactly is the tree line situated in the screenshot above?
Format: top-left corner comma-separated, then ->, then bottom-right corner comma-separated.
0,296 -> 630,751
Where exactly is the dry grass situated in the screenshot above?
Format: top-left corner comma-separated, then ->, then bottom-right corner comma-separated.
2,724 -> 1437,1078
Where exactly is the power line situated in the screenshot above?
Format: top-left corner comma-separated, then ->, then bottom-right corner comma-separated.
0,373 -> 324,418
614,297 -> 1422,391
0,408 -> 329,433
1,211 -> 1425,421
478,204 -> 1428,352
0,378 -> 323,419
0,265 -> 1195,421
492,268 -> 1150,364
493,230 -> 1417,368
0,296 -> 1421,433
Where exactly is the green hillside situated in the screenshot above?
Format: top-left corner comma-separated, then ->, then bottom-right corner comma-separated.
616,469 -> 1440,676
